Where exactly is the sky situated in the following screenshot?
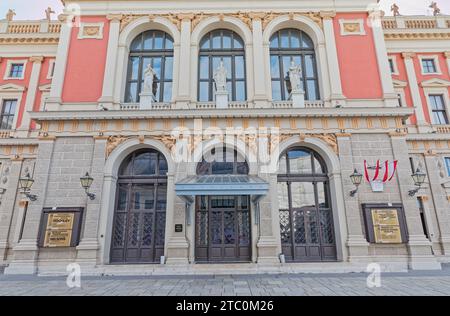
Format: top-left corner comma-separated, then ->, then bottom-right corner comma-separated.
0,0 -> 449,20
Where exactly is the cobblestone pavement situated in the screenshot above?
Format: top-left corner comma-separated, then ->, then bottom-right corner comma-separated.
1,267 -> 450,296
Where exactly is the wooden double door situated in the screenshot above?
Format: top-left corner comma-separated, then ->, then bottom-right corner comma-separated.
195,196 -> 251,263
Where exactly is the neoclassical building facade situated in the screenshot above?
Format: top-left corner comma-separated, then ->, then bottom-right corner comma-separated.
0,0 -> 449,275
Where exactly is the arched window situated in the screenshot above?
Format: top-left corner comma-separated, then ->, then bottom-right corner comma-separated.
125,30 -> 174,103
197,146 -> 249,175
111,149 -> 168,264
198,30 -> 246,102
270,29 -> 319,101
277,147 -> 336,262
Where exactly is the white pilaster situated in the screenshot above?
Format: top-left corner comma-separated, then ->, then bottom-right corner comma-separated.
402,52 -> 431,132
320,11 -> 346,106
46,14 -> 72,110
19,56 -> 43,132
176,15 -> 192,109
370,11 -> 398,107
250,14 -> 268,107
444,52 -> 450,77
98,15 -> 122,109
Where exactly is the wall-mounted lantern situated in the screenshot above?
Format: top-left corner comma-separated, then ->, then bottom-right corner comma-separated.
350,169 -> 363,197
19,173 -> 37,201
80,172 -> 96,200
408,168 -> 426,197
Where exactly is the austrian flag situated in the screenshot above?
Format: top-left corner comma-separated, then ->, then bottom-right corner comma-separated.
364,160 -> 398,183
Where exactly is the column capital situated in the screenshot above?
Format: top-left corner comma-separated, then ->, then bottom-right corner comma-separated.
57,14 -> 71,23
106,14 -> 123,22
402,52 -> 416,59
444,52 -> 450,59
177,13 -> 195,22
320,11 -> 336,20
29,56 -> 44,64
248,12 -> 266,21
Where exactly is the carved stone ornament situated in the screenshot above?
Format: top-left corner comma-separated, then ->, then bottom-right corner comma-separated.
343,22 -> 361,33
106,135 -> 130,157
83,26 -> 100,37
149,135 -> 177,152
119,11 -> 324,32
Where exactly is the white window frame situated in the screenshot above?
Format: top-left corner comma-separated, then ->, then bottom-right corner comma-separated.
388,56 -> 399,75
424,88 -> 450,125
46,59 -> 56,79
3,59 -> 27,80
339,19 -> 366,36
0,90 -> 23,131
419,55 -> 441,75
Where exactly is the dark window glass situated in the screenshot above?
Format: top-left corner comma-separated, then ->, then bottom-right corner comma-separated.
270,29 -> 319,101
197,147 -> 249,175
119,149 -> 168,177
0,99 -> 17,130
429,94 -> 448,125
389,59 -> 395,73
279,147 -> 327,176
416,198 -> 429,239
125,31 -> 174,103
198,30 -> 246,102
445,157 -> 450,177
422,59 -> 437,73
9,64 -> 24,78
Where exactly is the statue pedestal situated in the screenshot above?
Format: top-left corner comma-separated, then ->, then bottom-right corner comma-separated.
215,91 -> 229,109
139,92 -> 153,110
290,90 -> 305,108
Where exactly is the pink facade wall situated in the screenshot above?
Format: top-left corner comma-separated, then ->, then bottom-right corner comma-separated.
391,53 -> 450,124
334,13 -> 383,100
413,53 -> 450,124
0,57 -> 32,128
0,57 -> 55,129
390,53 -> 416,124
62,16 -> 110,103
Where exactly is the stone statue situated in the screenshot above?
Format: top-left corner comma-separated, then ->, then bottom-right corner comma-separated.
391,4 -> 400,16
143,64 -> 157,97
429,2 -> 441,16
288,60 -> 302,93
45,7 -> 55,22
213,60 -> 228,93
6,9 -> 16,22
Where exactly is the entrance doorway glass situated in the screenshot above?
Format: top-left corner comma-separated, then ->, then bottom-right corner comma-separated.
110,149 -> 168,264
277,147 -> 337,262
195,196 -> 251,262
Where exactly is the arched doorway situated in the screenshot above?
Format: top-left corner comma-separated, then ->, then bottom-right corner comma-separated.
195,146 -> 252,262
110,149 -> 168,264
277,147 -> 337,262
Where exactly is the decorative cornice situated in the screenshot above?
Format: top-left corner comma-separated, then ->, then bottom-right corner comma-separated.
0,37 -> 59,45
385,32 -> 450,40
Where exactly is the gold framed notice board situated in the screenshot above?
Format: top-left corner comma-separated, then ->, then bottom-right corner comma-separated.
38,208 -> 84,248
362,204 -> 408,244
